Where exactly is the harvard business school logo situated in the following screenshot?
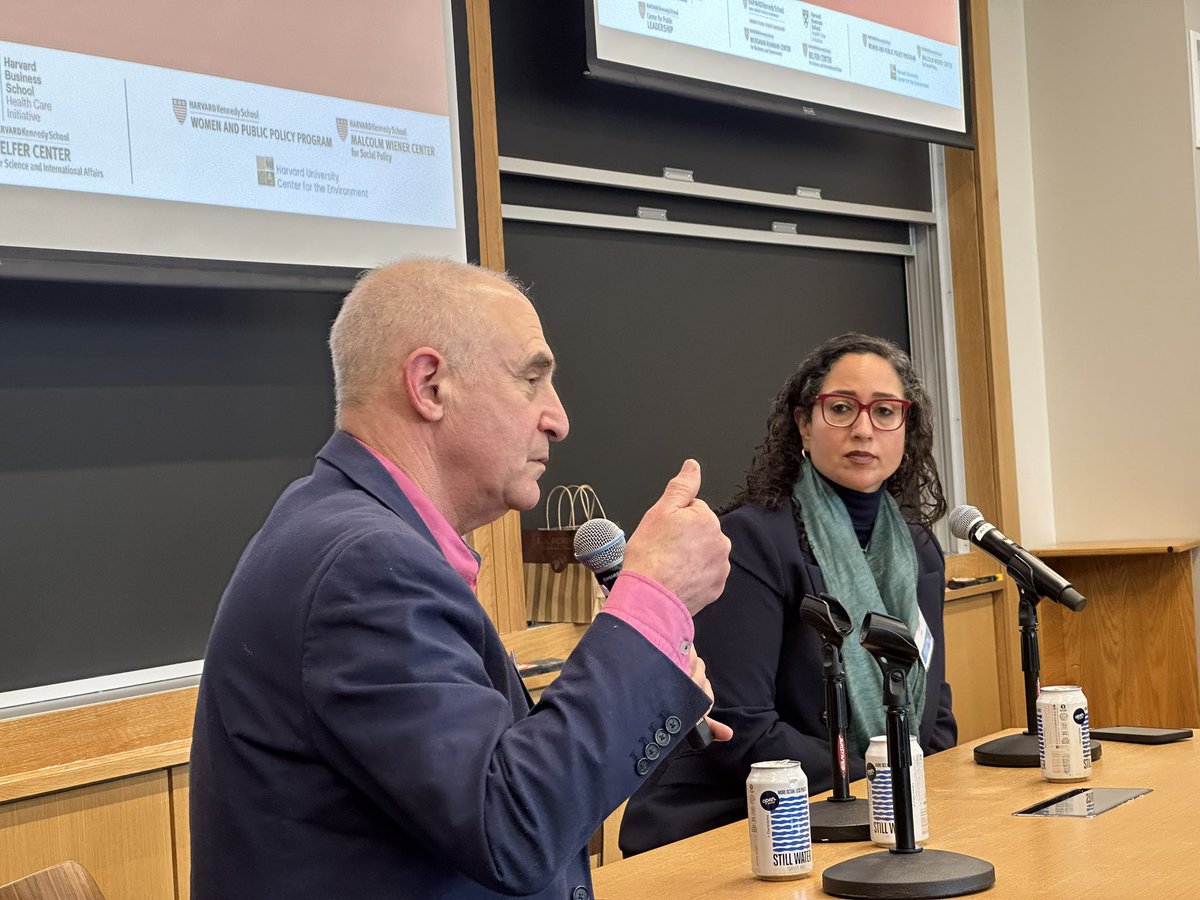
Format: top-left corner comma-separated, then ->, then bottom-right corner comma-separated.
172,98 -> 187,125
336,117 -> 348,141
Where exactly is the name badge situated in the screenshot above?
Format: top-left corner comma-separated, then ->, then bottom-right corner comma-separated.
914,608 -> 934,670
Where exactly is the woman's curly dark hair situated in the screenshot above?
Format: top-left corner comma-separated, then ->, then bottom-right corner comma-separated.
721,333 -> 946,527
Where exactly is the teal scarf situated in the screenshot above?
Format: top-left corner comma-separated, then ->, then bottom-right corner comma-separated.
792,459 -> 927,757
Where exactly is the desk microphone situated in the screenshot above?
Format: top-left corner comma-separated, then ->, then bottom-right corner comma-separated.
574,517 -> 714,750
949,505 -> 1087,611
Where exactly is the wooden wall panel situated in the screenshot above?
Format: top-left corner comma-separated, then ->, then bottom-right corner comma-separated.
501,622 -> 591,701
600,800 -> 628,868
944,595 -> 1004,742
500,622 -> 589,662
0,691 -> 194,779
943,0 -> 1024,729
466,0 -> 528,637
0,774 -> 175,900
473,508 -> 525,635
0,690 -> 194,804
466,0 -> 504,271
169,767 -> 190,900
1038,552 -> 1200,728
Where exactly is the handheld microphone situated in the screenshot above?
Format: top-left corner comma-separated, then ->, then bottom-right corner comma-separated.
572,518 -> 626,595
574,517 -> 714,750
948,506 -> 1087,612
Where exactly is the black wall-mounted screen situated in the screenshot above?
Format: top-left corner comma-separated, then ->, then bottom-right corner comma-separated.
585,0 -> 973,148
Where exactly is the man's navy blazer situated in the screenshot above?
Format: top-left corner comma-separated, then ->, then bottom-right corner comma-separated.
190,431 -> 709,898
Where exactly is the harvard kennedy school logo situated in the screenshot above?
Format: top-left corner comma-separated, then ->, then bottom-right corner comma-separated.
172,98 -> 187,125
336,117 -> 349,141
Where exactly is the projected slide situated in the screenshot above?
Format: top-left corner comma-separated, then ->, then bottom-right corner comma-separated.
0,48 -> 451,227
597,0 -> 961,109
0,0 -> 466,268
592,0 -> 965,136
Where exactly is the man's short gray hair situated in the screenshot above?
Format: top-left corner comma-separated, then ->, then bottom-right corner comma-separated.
329,258 -> 522,425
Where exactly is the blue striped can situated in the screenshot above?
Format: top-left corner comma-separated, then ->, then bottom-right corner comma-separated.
866,735 -> 928,847
1037,685 -> 1092,782
746,760 -> 813,880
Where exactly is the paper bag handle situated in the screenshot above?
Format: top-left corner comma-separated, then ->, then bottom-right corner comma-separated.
544,484 -> 607,529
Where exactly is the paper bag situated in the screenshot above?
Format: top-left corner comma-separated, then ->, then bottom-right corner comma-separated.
522,485 -> 607,624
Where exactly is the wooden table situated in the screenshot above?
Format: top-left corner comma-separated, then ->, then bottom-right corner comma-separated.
593,729 -> 1200,898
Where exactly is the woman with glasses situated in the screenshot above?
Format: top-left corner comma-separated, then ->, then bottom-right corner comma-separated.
620,333 -> 956,855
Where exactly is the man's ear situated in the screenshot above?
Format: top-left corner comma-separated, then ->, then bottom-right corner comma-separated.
402,347 -> 448,422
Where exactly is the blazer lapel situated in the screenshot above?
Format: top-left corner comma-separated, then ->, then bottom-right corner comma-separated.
315,430 -> 441,553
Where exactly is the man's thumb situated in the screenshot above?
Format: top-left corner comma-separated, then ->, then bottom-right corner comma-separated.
663,458 -> 702,507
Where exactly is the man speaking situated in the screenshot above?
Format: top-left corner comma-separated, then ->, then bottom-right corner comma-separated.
189,259 -> 732,898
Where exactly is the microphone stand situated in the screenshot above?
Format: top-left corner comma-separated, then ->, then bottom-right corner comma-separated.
823,613 -> 994,899
799,594 -> 869,842
973,581 -> 1101,767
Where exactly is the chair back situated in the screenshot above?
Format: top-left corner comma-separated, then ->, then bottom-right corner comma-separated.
0,862 -> 105,900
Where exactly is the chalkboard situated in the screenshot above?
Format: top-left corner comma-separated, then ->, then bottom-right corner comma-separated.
509,222 -> 910,533
0,281 -> 341,696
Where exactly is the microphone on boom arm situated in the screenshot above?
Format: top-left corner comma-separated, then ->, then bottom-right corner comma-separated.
948,506 -> 1086,611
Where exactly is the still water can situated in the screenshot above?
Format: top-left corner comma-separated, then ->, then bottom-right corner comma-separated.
1037,685 -> 1092,782
866,735 -> 928,847
746,760 -> 813,880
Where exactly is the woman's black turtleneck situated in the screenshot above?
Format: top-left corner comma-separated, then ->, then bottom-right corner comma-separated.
819,470 -> 886,549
